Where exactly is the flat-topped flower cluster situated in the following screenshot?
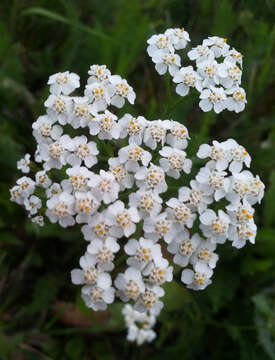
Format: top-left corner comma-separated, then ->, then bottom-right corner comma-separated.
122,304 -> 158,345
10,28 -> 264,345
147,28 -> 246,113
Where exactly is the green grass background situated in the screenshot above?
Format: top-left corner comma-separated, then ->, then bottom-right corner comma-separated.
0,0 -> 275,359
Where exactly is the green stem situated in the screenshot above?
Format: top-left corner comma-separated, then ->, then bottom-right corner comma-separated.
162,72 -> 172,118
163,96 -> 187,118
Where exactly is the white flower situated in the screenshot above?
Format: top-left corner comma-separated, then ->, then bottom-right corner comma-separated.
84,82 -> 112,111
197,140 -> 229,171
159,146 -> 192,178
181,262 -> 213,290
166,121 -> 190,150
24,195 -> 42,215
226,199 -> 254,224
46,191 -> 75,228
196,162 -> 230,201
136,329 -> 156,345
143,260 -> 173,286
249,175 -> 265,204
165,27 -> 190,50
75,191 -> 100,223
188,45 -> 215,64
226,171 -> 265,205
34,146 -> 42,163
122,304 -> 139,326
200,209 -> 230,244
135,164 -> 167,194
108,157 -> 134,190
88,170 -> 119,204
226,171 -> 253,204
143,120 -> 171,150
89,110 -> 121,140
152,52 -> 181,76
105,200 -> 140,238
168,233 -> 201,267
225,48 -> 243,67
228,221 -> 257,249
44,94 -> 72,125
81,211 -> 110,241
39,135 -> 71,170
227,200 -> 257,248
17,153 -> 31,173
122,304 -> 157,345
87,65 -> 111,84
226,138 -> 251,173
31,215 -> 44,226
197,59 -> 220,87
199,86 -> 227,114
127,324 -> 139,342
10,185 -> 24,205
173,66 -> 202,96
202,36 -> 230,57
143,212 -> 177,244
166,197 -> 196,228
16,176 -> 35,198
218,62 -> 242,89
190,239 -> 219,269
32,115 -> 63,144
81,273 -> 115,311
178,180 -> 213,214
125,237 -> 163,270
46,182 -> 62,198
66,135 -> 98,168
119,114 -> 148,145
226,86 -> 247,113
68,97 -> 93,129
47,71 -> 80,95
87,237 -> 120,271
134,286 -> 164,313
35,170 -> 52,188
115,267 -> 145,301
71,252 -> 98,285
118,143 -> 152,172
63,166 -> 92,192
109,75 -> 136,108
129,189 -> 162,219
147,34 -> 174,58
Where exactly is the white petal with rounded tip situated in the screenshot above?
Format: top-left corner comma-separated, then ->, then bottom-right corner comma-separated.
98,273 -> 111,289
229,160 -> 242,174
176,83 -> 189,97
111,95 -> 125,108
156,63 -> 167,75
199,99 -> 212,112
181,269 -> 194,284
200,209 -> 216,225
197,144 -> 211,159
103,287 -> 115,303
71,269 -> 83,284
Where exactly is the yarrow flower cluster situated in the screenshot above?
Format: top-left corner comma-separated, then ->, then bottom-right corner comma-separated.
122,304 -> 158,345
10,28 -> 264,345
147,29 -> 247,113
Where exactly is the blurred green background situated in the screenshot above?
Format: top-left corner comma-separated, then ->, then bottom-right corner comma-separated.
0,0 -> 275,359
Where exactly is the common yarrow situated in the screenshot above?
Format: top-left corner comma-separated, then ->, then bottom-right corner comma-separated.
10,28 -> 264,345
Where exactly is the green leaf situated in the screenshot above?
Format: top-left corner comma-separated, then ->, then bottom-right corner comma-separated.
264,170 -> 275,227
206,267 -> 240,312
0,232 -> 22,246
162,279 -> 191,312
27,274 -> 62,314
22,7 -> 111,40
65,337 -> 84,360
